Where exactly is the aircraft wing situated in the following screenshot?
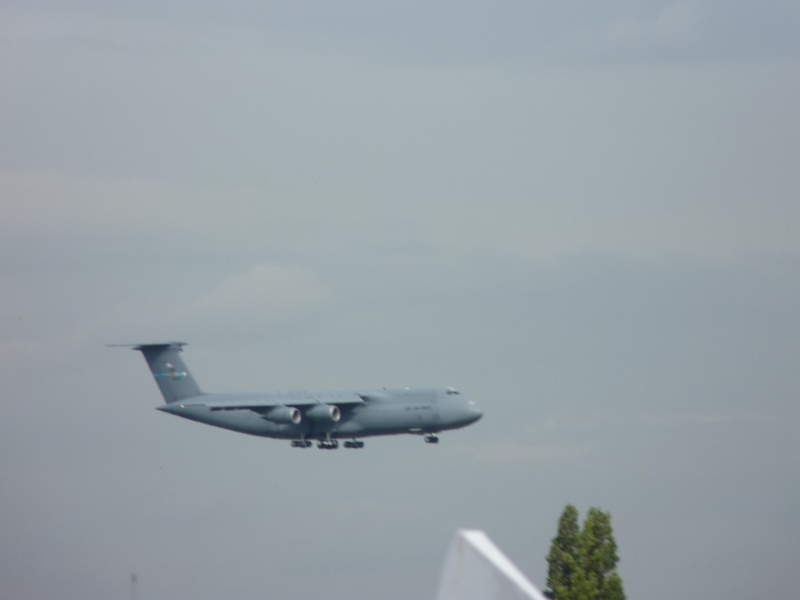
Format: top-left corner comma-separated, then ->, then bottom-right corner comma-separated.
191,391 -> 367,412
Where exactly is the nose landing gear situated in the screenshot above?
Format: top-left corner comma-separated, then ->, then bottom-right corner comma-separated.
424,434 -> 439,444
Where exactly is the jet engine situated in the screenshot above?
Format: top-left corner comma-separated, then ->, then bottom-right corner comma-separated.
305,404 -> 341,422
263,406 -> 302,425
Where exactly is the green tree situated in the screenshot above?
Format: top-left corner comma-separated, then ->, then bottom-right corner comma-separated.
546,504 -> 581,600
546,506 -> 625,600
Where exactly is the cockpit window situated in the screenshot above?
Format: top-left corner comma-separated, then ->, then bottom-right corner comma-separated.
446,387 -> 460,395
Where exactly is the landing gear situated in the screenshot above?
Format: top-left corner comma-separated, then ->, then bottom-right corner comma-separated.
424,434 -> 439,444
293,438 -> 362,449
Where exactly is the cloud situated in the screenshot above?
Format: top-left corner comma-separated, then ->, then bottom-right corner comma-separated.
544,3 -> 703,64
182,263 -> 329,330
73,263 -> 331,348
603,3 -> 703,53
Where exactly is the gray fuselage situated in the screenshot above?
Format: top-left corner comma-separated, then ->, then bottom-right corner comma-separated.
158,387 -> 482,441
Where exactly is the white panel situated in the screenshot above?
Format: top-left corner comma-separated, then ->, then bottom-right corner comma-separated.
436,530 -> 548,600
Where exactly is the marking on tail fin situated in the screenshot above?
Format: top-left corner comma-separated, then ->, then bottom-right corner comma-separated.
154,362 -> 188,380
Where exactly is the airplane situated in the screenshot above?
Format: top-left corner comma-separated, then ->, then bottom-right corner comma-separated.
116,342 -> 482,449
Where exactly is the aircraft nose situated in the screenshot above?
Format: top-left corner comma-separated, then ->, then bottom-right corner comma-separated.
465,401 -> 483,423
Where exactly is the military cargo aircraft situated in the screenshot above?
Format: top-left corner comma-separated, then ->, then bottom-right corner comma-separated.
117,342 -> 482,449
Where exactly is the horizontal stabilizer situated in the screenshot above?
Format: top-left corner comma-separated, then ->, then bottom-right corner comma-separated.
107,342 -> 188,350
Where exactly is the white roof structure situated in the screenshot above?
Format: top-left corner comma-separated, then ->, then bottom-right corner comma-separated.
436,529 -> 549,600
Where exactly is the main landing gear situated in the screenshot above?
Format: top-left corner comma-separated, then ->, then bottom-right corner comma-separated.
315,439 -> 365,449
424,434 -> 439,444
291,438 -> 365,449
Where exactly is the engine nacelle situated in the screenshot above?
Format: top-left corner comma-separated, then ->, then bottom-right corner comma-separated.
305,404 -> 341,423
263,406 -> 302,425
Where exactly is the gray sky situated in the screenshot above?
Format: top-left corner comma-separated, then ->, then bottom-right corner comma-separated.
2,2 -> 799,599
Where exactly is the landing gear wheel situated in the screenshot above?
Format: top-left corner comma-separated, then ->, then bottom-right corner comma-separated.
424,434 -> 439,444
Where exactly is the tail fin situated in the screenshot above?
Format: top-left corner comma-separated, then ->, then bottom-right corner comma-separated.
130,342 -> 203,403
